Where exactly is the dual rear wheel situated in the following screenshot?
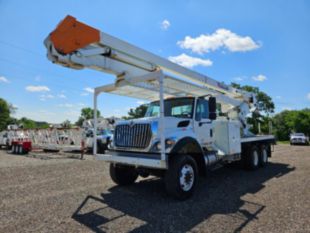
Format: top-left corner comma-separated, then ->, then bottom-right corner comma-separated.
245,145 -> 268,170
11,145 -> 25,155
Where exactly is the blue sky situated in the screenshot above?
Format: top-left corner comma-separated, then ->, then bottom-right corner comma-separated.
0,0 -> 309,123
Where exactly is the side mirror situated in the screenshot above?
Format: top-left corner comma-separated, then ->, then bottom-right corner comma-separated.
208,97 -> 217,120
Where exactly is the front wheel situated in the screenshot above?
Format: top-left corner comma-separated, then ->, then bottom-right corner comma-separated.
164,155 -> 198,200
109,164 -> 138,185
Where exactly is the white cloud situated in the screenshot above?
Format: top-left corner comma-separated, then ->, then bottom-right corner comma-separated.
58,103 -> 86,108
177,29 -> 260,54
168,53 -> 213,68
233,76 -> 247,82
252,74 -> 267,82
84,87 -> 94,93
38,110 -> 56,116
161,19 -> 170,30
26,85 -> 50,92
282,106 -> 292,111
58,103 -> 74,108
137,101 -> 145,105
81,92 -> 89,96
307,93 -> 310,101
58,94 -> 67,99
0,76 -> 10,83
40,94 -> 54,101
44,94 -> 54,98
276,96 -> 282,99
64,110 -> 80,117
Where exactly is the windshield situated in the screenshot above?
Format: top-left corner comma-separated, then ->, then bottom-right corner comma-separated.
292,133 -> 305,136
98,129 -> 112,135
86,129 -> 112,137
145,97 -> 194,118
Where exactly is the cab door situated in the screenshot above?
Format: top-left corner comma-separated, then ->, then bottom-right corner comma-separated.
194,98 -> 214,147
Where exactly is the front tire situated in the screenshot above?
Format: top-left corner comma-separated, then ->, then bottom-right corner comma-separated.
109,164 -> 138,185
164,155 -> 198,200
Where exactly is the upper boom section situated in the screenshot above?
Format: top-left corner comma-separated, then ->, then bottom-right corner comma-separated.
50,15 -> 100,54
44,15 -> 255,105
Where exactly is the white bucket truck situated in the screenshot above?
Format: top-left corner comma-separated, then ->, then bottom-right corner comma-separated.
44,16 -> 275,199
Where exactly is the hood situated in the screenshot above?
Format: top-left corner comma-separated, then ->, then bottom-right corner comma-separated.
116,116 -> 192,130
291,136 -> 306,139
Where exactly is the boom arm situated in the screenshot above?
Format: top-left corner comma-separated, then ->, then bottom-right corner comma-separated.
44,15 -> 257,122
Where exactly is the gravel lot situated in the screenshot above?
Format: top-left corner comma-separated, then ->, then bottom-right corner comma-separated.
0,145 -> 309,233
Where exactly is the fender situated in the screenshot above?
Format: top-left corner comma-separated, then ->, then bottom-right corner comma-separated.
169,137 -> 206,175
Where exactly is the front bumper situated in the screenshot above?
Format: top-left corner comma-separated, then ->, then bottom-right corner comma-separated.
95,150 -> 167,169
291,139 -> 308,144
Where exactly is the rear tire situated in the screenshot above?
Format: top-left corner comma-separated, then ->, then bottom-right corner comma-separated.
164,155 -> 198,200
12,145 -> 16,154
259,145 -> 268,167
109,164 -> 138,185
97,141 -> 106,154
18,145 -> 23,155
6,142 -> 11,150
245,146 -> 260,170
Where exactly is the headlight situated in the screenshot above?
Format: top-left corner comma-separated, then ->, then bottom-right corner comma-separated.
107,137 -> 114,149
151,138 -> 176,152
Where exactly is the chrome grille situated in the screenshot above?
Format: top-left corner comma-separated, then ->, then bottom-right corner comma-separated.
114,123 -> 152,149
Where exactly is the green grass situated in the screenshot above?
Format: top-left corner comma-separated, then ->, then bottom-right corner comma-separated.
277,141 -> 290,144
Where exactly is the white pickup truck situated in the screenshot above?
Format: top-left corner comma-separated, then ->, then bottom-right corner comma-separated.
290,133 -> 309,145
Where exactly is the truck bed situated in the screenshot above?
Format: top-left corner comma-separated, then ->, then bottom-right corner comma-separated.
240,135 -> 275,143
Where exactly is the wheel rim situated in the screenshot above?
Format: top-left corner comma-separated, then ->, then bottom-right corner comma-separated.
262,149 -> 267,163
179,164 -> 194,191
253,151 -> 259,166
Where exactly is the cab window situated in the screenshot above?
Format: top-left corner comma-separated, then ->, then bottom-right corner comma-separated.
195,99 -> 209,121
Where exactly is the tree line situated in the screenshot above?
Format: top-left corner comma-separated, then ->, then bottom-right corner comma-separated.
1,83 -> 309,141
